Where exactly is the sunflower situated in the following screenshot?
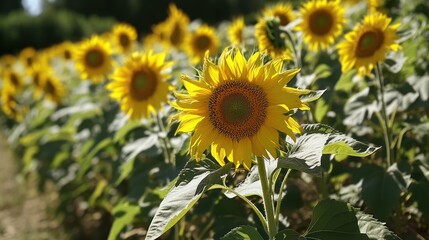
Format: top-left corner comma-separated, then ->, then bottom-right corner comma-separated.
1,87 -> 24,122
170,48 -> 310,169
55,41 -> 75,60
112,23 -> 137,53
255,17 -> 292,59
296,0 -> 345,51
40,71 -> 66,104
2,70 -> 24,91
151,4 -> 190,50
263,3 -> 295,27
337,12 -> 400,75
228,17 -> 245,46
29,65 -> 46,100
19,47 -> 38,72
74,36 -> 113,83
0,55 -> 16,70
107,51 -> 173,120
185,25 -> 219,63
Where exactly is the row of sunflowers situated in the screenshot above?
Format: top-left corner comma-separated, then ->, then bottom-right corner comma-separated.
0,0 -> 428,239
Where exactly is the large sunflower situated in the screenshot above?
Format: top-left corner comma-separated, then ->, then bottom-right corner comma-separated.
112,23 -> 137,53
74,36 -> 113,83
228,17 -> 245,46
171,48 -> 310,169
255,17 -> 292,59
337,12 -> 400,75
107,51 -> 173,120
185,25 -> 219,63
263,3 -> 295,27
296,0 -> 345,51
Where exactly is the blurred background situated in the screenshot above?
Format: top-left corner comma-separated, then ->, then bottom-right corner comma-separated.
0,0 -> 268,55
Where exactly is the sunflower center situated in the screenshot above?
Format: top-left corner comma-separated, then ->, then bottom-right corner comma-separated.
208,81 -> 268,140
195,35 -> 211,51
130,70 -> 157,101
170,23 -> 183,46
275,13 -> 290,26
44,79 -> 55,94
356,30 -> 384,57
10,73 -> 19,87
26,57 -> 34,67
309,10 -> 333,35
33,72 -> 41,86
64,50 -> 72,60
85,49 -> 104,68
119,33 -> 131,48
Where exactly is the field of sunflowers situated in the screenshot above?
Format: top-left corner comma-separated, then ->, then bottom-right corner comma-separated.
0,0 -> 428,239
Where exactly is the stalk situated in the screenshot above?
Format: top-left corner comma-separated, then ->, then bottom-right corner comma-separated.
257,157 -> 277,239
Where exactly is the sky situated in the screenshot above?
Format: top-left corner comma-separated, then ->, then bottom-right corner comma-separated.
22,0 -> 43,16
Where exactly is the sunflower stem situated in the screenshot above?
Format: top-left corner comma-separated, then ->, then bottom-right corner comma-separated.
281,29 -> 301,68
375,63 -> 393,167
257,157 -> 277,239
275,168 -> 292,230
156,112 -> 175,166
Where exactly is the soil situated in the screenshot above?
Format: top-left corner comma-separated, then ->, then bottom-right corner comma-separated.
0,136 -> 68,240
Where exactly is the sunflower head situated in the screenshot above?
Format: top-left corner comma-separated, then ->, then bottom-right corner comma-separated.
2,70 -> 24,91
55,41 -> 75,60
112,23 -> 138,53
185,25 -> 219,63
19,47 -> 38,72
263,3 -> 294,27
228,17 -> 245,46
255,17 -> 292,59
74,36 -> 113,83
0,55 -> 16,70
171,48 -> 310,169
337,12 -> 400,75
1,87 -> 25,122
151,4 -> 190,50
107,51 -> 173,120
296,0 -> 345,51
37,67 -> 66,105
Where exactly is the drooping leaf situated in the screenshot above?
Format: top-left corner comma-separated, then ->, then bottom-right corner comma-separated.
384,51 -> 407,74
301,123 -> 338,134
356,211 -> 402,240
323,135 -> 381,158
145,159 -> 228,240
225,164 -> 262,198
343,88 -> 378,126
108,201 -> 140,240
221,225 -> 264,240
300,89 -> 326,103
305,199 -> 368,240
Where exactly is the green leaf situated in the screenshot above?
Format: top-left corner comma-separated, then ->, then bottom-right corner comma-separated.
314,64 -> 332,79
343,88 -> 378,126
275,229 -> 305,240
314,97 -> 329,122
278,134 -> 329,177
278,128 -> 379,177
305,199 -> 368,240
300,89 -> 326,103
89,179 -> 108,206
113,120 -> 143,143
335,70 -> 355,92
384,51 -> 407,74
145,159 -> 227,240
77,138 -> 113,179
108,201 -> 140,240
361,168 -> 402,221
409,181 -> 429,219
356,211 -> 402,240
323,135 -> 381,158
221,225 -> 264,240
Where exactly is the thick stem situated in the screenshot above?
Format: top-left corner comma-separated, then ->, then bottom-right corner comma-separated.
257,157 -> 277,239
156,113 -> 175,166
275,168 -> 292,229
375,63 -> 393,167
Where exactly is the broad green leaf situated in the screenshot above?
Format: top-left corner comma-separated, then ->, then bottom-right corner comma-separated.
323,135 -> 381,158
299,89 -> 326,103
356,211 -> 402,240
278,133 -> 329,178
361,168 -> 403,221
275,229 -> 305,240
314,97 -> 329,122
113,120 -> 143,143
108,201 -> 140,240
146,159 -> 228,240
409,181 -> 429,219
314,64 -> 332,79
221,225 -> 264,240
335,70 -> 355,92
343,88 -> 378,126
384,51 -> 407,74
77,138 -> 113,179
305,199 -> 368,240
407,75 -> 429,101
